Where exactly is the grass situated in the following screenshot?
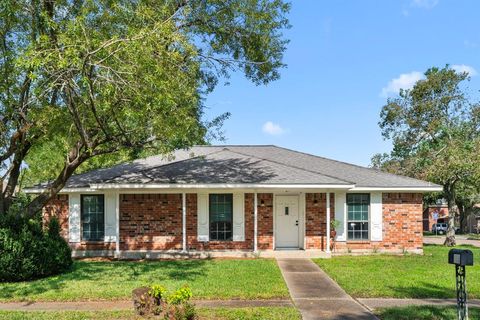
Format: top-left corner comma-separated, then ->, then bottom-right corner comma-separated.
314,245 -> 480,299
0,308 -> 301,320
0,259 -> 289,302
376,306 -> 480,320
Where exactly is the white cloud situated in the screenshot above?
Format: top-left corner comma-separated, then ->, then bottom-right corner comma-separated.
262,121 -> 285,136
381,71 -> 424,97
452,64 -> 478,76
411,0 -> 439,9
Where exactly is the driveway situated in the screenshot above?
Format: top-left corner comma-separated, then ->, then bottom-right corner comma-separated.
424,235 -> 480,247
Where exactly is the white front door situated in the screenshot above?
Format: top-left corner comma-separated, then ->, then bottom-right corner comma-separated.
275,195 -> 300,248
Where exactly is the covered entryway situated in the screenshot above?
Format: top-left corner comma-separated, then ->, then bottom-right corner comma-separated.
275,195 -> 300,248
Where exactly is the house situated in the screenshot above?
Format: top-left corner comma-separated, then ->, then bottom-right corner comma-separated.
25,145 -> 442,258
423,202 -> 449,232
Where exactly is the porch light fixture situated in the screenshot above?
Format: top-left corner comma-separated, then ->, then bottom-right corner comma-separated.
260,199 -> 265,207
313,194 -> 318,206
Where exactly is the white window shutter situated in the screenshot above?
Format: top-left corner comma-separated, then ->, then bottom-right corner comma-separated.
334,192 -> 346,241
370,192 -> 383,241
69,193 -> 81,243
232,193 -> 245,241
197,194 -> 209,242
104,192 -> 117,242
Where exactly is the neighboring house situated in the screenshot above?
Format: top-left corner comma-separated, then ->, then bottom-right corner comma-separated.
25,145 -> 442,258
423,203 -> 449,232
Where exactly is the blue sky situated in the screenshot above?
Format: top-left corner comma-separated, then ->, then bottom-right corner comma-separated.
204,0 -> 480,166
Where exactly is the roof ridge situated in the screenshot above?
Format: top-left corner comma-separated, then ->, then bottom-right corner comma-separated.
270,145 -> 436,186
225,148 -> 354,184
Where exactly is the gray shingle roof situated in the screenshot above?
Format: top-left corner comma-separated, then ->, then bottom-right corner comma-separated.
30,145 -> 441,189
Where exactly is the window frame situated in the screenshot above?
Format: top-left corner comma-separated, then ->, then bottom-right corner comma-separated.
346,193 -> 370,241
80,194 -> 105,242
208,193 -> 233,241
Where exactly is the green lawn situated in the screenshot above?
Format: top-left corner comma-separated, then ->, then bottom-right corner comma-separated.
314,245 -> 480,298
376,306 -> 480,320
0,259 -> 289,301
0,308 -> 301,320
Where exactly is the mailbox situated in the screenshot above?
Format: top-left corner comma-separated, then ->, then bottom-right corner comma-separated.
448,249 -> 474,266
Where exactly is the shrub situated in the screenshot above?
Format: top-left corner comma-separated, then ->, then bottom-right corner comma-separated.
132,284 -> 197,319
0,214 -> 72,282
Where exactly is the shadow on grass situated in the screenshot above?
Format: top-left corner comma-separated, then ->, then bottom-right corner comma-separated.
377,306 -> 480,320
0,259 -> 208,301
386,282 -> 455,299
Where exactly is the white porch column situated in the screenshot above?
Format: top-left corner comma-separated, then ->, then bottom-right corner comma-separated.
254,192 -> 258,252
115,192 -> 120,258
326,192 -> 331,253
182,193 -> 187,252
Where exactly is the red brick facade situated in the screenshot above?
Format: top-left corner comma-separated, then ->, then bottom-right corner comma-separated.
44,192 -> 423,254
336,193 -> 423,252
423,205 -> 449,231
119,194 -> 183,250
305,193 -> 335,250
43,194 -> 69,240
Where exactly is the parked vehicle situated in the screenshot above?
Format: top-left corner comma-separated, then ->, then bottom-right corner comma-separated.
432,223 -> 448,234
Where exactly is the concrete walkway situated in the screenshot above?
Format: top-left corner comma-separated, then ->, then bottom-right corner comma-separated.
277,258 -> 377,320
359,298 -> 480,310
0,299 -> 293,312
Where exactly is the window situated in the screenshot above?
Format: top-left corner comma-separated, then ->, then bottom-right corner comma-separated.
347,193 -> 369,241
209,194 -> 233,241
81,195 -> 105,241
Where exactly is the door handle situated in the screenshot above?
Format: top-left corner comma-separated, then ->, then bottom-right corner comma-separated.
295,220 -> 299,226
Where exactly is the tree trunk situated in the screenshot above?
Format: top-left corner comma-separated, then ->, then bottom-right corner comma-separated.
444,185 -> 457,246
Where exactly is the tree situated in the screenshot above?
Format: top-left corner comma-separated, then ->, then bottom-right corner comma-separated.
0,0 -> 290,216
376,66 -> 480,246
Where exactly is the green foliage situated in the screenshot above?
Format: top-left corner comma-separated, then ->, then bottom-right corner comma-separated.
0,215 -> 72,282
375,65 -> 480,237
0,0 -> 290,197
330,219 -> 340,230
148,284 -> 167,301
167,286 -> 193,305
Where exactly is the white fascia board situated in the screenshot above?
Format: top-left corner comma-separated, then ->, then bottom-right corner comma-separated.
25,183 -> 356,193
350,186 -> 443,192
24,188 -> 101,194
90,183 -> 356,190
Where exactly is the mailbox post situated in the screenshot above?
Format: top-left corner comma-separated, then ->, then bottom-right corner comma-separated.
448,249 -> 474,320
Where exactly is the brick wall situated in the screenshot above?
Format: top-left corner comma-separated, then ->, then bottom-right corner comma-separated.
257,193 -> 274,250
43,194 -> 69,240
423,205 -> 449,231
335,193 -> 423,252
305,193 -> 335,250
119,194 -> 182,250
381,193 -> 423,251
44,191 -> 422,254
44,194 -> 115,251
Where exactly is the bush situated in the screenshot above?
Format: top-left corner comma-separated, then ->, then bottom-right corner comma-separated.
0,214 -> 73,282
132,284 -> 197,319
